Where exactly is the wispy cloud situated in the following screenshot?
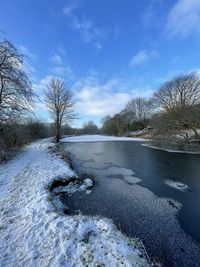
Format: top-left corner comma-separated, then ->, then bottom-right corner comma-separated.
17,45 -> 36,75
166,0 -> 200,38
57,45 -> 67,56
129,49 -> 158,67
141,0 -> 164,28
51,54 -> 62,65
33,75 -> 54,94
62,2 -> 110,49
50,66 -> 74,79
50,49 -> 74,79
18,45 -> 37,59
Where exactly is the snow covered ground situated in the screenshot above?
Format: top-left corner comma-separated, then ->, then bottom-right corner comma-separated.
142,143 -> 200,154
0,139 -> 149,266
61,134 -> 148,143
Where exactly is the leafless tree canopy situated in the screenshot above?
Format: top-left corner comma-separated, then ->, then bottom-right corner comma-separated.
0,40 -> 34,126
153,72 -> 200,111
153,72 -> 200,142
125,97 -> 153,122
44,78 -> 75,142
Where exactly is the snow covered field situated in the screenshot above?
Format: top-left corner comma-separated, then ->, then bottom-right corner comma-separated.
0,139 -> 149,266
61,134 -> 148,143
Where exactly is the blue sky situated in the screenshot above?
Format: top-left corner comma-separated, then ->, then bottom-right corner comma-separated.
1,0 -> 200,127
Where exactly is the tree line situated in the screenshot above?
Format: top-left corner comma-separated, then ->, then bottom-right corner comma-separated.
101,73 -> 200,147
0,39 -> 75,157
1,38 -> 200,156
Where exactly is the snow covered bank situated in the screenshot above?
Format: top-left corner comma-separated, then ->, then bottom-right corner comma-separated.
0,139 -> 149,266
141,143 -> 200,154
61,134 -> 149,143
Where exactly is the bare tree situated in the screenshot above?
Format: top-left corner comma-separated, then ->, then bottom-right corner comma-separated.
44,78 -> 75,142
120,108 -> 136,132
153,72 -> 200,141
124,97 -> 153,128
153,72 -> 200,111
82,121 -> 99,134
0,40 -> 34,128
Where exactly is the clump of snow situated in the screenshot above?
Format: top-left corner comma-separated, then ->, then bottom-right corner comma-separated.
0,139 -> 149,266
167,199 -> 182,211
124,176 -> 142,184
165,180 -> 188,192
83,178 -> 93,188
51,178 -> 93,195
61,134 -> 149,143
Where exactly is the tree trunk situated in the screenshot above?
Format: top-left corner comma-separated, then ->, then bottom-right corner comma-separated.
56,119 -> 61,142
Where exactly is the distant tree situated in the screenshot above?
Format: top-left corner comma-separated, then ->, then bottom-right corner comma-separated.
153,72 -> 200,141
62,123 -> 75,136
125,98 -> 152,124
44,78 -> 76,142
0,40 -> 34,129
26,119 -> 50,139
120,108 -> 135,132
101,115 -> 122,136
82,121 -> 99,134
121,97 -> 153,131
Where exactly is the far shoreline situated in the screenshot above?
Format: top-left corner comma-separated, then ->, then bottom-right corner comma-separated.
141,142 -> 200,155
61,134 -> 200,155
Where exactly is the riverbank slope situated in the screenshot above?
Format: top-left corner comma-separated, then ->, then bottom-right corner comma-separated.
0,138 -> 149,266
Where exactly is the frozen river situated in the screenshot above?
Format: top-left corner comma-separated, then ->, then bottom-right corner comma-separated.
61,139 -> 200,266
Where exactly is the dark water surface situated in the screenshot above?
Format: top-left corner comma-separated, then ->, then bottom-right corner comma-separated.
61,141 -> 200,266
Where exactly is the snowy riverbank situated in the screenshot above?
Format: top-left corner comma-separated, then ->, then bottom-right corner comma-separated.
61,134 -> 149,143
0,139 -> 149,266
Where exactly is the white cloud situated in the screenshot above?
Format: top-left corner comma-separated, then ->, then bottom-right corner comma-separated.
51,54 -> 62,65
166,0 -> 200,38
130,49 -> 158,67
62,1 -> 79,16
62,2 -> 110,49
17,45 -> 36,75
34,101 -> 49,113
32,76 -> 54,120
141,0 -> 164,28
73,76 -> 155,118
73,76 -> 130,116
33,75 -> 54,94
18,45 -> 37,59
57,45 -> 67,56
130,50 -> 148,66
50,66 -> 74,79
32,72 -> 156,124
131,88 -> 154,98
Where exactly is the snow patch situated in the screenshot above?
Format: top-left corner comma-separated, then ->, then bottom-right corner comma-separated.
50,178 -> 93,195
124,176 -> 142,184
165,180 -> 188,192
0,139 -> 149,266
167,199 -> 182,210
